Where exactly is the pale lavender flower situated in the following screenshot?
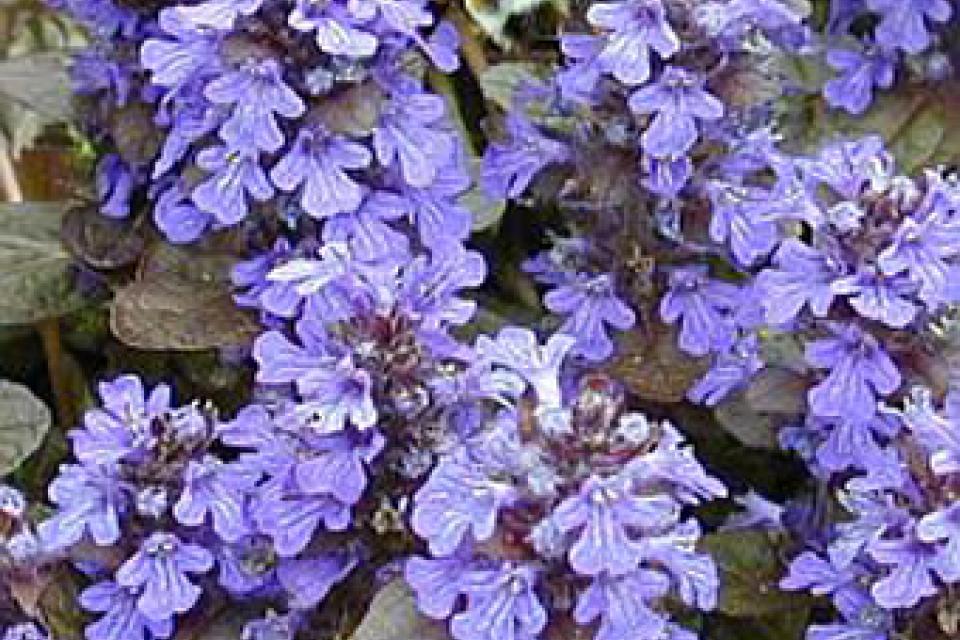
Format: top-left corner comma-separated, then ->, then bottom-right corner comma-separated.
80,581 -> 174,640
574,570 -> 670,640
805,324 -> 901,420
756,238 -> 843,325
552,473 -> 677,576
544,274 -> 635,362
373,90 -> 454,187
482,114 -> 569,199
204,59 -> 305,153
450,563 -> 546,640
38,464 -> 129,549
411,456 -> 517,556
628,66 -> 724,158
586,0 -> 679,86
823,46 -> 895,115
475,328 -> 576,407
867,0 -> 952,54
191,147 -> 275,225
660,266 -> 739,357
270,128 -> 372,218
173,456 -> 259,542
115,533 -> 213,621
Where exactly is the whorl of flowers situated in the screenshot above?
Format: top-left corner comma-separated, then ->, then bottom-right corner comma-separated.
407,327 -> 725,640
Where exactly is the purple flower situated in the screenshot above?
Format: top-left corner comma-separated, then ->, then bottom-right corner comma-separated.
292,356 -> 377,434
705,181 -> 784,267
660,266 -> 739,357
626,425 -> 727,504
475,328 -> 575,407
756,239 -> 843,324
917,502 -> 960,582
38,464 -> 129,549
687,336 -> 762,406
173,456 -> 258,542
1,624 -> 48,640
276,551 -> 357,608
805,324 -> 901,420
829,490 -> 908,569
168,0 -> 264,30
878,213 -> 960,307
544,274 -> 635,362
405,548 -> 474,619
832,268 -> 918,328
115,533 -> 213,621
868,535 -> 939,608
412,456 -> 517,556
557,34 -> 604,102
802,135 -> 892,201
270,128 -> 372,218
140,18 -> 221,89
373,90 -> 454,187
553,473 -> 677,576
902,388 -> 960,475
97,154 -> 134,219
71,375 -> 171,465
397,242 -> 487,333
153,182 -> 213,244
637,520 -> 719,610
204,59 -> 305,153
254,493 -> 351,557
481,114 -> 569,199
191,146 -> 274,225
293,429 -> 384,504
573,570 -> 670,640
867,0 -> 952,54
628,66 -> 724,158
450,563 -> 547,640
807,587 -> 891,640
781,551 -> 859,596
823,46 -> 895,115
80,581 -> 174,640
586,0 -> 679,86
815,416 -> 887,472
289,0 -> 378,57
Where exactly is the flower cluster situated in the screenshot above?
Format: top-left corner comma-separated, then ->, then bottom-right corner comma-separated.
56,0 -> 462,244
478,0 -> 810,362
777,384 -> 960,640
670,125 -> 960,639
819,0 -> 954,114
36,375 -> 315,640
407,327 -> 725,640
1,486 -> 52,640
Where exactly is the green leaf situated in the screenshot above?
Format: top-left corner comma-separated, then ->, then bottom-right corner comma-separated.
0,51 -> 72,122
0,201 -> 85,326
350,579 -> 449,640
745,368 -> 807,415
462,157 -> 506,232
0,378 -> 51,475
700,530 -> 813,618
61,204 -> 145,270
714,392 -> 780,450
109,242 -> 260,351
37,567 -> 85,640
479,62 -> 548,111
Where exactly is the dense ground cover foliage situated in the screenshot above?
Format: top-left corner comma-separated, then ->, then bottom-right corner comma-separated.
4,0 -> 960,639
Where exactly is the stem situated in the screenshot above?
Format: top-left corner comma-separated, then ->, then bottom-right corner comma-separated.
37,317 -> 74,429
1,142 -> 73,427
0,142 -> 23,203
